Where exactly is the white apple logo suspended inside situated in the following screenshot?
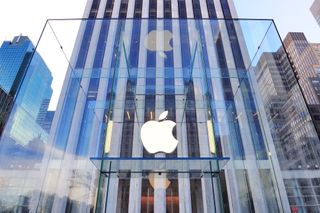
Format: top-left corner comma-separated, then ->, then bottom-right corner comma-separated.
144,30 -> 173,58
140,111 -> 178,154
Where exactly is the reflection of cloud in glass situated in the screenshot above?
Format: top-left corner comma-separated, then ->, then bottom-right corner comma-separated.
0,134 -> 45,169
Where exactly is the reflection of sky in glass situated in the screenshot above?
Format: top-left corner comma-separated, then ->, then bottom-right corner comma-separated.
234,0 -> 320,43
0,17 -> 317,212
251,24 -> 284,67
35,19 -> 285,112
239,20 -> 273,64
239,20 -> 284,67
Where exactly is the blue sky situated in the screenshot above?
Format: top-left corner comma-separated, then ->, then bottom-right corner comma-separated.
234,0 -> 320,42
0,0 -> 318,110
0,0 -> 319,43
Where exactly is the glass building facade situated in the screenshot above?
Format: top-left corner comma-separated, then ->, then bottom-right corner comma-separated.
0,36 -> 35,137
0,87 -> 13,136
1,0 -> 320,212
0,36 -> 53,212
0,36 -> 34,94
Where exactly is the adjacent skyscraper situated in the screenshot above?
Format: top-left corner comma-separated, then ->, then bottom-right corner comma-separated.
0,36 -> 53,146
284,32 -> 320,136
284,32 -> 320,104
255,47 -> 320,211
0,36 -> 53,212
0,87 -> 13,136
0,36 -> 34,136
0,36 -> 33,94
311,0 -> 320,27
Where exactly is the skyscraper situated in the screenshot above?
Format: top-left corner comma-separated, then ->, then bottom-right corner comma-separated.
1,1 -> 320,213
283,32 -> 320,104
0,87 -> 13,136
311,0 -> 320,27
0,36 -> 53,146
0,36 -> 34,94
255,48 -> 320,211
0,36 -> 53,212
283,32 -> 320,137
0,36 -> 34,136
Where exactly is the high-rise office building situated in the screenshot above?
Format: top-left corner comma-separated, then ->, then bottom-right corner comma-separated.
0,36 -> 53,146
311,0 -> 320,27
283,32 -> 320,137
0,36 -> 53,212
0,87 -> 13,136
281,32 -> 320,211
255,48 -> 320,211
0,36 -> 34,94
37,110 -> 55,133
283,32 -> 320,104
1,1 -> 320,213
0,36 -> 34,136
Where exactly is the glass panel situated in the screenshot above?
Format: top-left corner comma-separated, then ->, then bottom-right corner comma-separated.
0,18 -> 319,213
90,157 -> 229,175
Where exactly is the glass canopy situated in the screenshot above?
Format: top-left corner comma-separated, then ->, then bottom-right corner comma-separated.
90,157 -> 230,177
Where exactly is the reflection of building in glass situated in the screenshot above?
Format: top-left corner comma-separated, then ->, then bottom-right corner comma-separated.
0,36 -> 53,212
37,110 -> 55,133
309,104 -> 320,138
0,36 -> 54,140
1,1 -> 320,213
1,36 -> 53,147
255,47 -> 320,211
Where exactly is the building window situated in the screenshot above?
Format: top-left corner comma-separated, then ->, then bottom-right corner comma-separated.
149,0 -> 157,18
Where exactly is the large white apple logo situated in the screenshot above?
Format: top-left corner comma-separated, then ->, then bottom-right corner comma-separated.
140,111 -> 178,154
144,30 -> 173,58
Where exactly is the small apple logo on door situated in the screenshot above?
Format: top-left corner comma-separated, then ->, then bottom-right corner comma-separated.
140,111 -> 178,154
144,30 -> 173,58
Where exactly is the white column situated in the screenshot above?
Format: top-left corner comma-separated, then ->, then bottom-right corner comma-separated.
247,57 -> 291,211
154,155 -> 166,213
215,19 -> 243,213
127,47 -> 142,213
171,1 -> 193,212
213,0 -> 224,19
127,1 -> 150,211
226,0 -> 239,18
51,3 -> 108,211
153,4 -> 167,212
102,4 -> 124,213
219,17 -> 269,213
78,2 -> 112,212
126,0 -> 136,18
184,0 -> 217,210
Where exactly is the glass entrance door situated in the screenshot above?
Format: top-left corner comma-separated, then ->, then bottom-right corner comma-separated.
91,157 -> 229,213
